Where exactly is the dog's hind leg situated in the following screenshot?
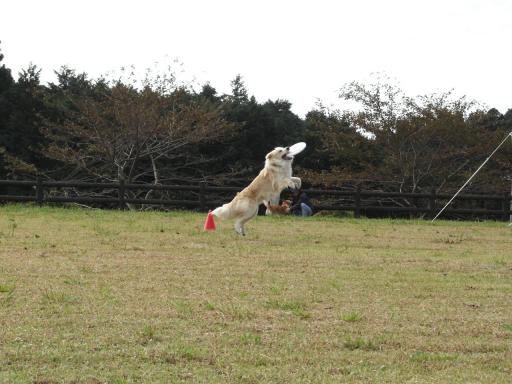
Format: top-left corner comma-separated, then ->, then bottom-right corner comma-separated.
234,205 -> 259,236
265,194 -> 280,215
234,221 -> 245,236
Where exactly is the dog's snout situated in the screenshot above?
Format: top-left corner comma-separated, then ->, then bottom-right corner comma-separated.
285,146 -> 290,151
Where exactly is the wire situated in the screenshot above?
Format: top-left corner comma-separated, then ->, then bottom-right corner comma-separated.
432,132 -> 512,222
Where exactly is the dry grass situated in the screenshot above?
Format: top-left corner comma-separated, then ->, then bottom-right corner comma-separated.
0,204 -> 511,383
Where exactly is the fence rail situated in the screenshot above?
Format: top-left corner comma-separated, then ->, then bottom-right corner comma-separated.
1,178 -> 511,220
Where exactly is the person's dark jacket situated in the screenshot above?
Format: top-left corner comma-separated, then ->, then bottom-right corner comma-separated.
291,191 -> 313,215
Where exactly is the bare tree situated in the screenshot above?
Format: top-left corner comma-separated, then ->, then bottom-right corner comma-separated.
43,74 -> 235,206
338,78 -> 499,193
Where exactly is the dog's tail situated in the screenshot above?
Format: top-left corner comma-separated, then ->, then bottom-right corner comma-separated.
211,203 -> 233,220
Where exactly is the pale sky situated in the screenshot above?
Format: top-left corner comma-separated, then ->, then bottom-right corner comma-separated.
2,0 -> 511,116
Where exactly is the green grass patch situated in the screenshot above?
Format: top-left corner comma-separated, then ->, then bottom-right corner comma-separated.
239,332 -> 262,345
141,325 -> 161,344
342,311 -> 362,322
41,289 -> 79,305
343,336 -> 380,351
411,351 -> 459,362
266,299 -> 311,319
0,284 -> 15,294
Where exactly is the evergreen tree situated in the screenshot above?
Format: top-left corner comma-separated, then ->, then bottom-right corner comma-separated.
0,42 -> 14,177
0,44 -> 48,177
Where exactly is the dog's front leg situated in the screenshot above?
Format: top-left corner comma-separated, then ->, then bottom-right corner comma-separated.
280,177 -> 301,191
290,177 -> 301,190
281,178 -> 296,190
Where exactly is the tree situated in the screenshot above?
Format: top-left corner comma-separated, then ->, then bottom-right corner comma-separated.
43,70 -> 236,198
0,42 -> 14,177
228,74 -> 249,104
0,42 -> 14,93
0,47 -> 49,178
301,105 -> 376,185
338,78 -> 511,193
199,83 -> 218,101
213,76 -> 305,178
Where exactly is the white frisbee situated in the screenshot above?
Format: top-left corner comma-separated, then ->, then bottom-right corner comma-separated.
289,142 -> 307,156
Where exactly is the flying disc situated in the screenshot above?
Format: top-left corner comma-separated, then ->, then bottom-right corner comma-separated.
289,142 -> 307,156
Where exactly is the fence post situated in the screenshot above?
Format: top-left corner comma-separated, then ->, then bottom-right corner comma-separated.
118,179 -> 125,209
502,191 -> 509,222
354,185 -> 361,219
429,189 -> 436,219
199,181 -> 207,212
36,176 -> 43,206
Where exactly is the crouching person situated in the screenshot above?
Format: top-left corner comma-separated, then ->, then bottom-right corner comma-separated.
291,189 -> 313,217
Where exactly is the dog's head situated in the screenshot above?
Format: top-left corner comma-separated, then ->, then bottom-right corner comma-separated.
265,146 -> 294,166
280,200 -> 291,213
264,199 -> 292,214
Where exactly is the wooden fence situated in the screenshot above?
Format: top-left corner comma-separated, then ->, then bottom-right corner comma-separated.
1,178 -> 511,220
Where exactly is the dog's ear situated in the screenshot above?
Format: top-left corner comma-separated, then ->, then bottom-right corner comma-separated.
265,151 -> 273,160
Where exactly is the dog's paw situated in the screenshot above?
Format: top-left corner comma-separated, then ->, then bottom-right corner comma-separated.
291,177 -> 302,189
286,179 -> 297,189
234,224 -> 245,236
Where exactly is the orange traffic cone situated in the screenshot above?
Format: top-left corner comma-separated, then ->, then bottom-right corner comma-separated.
203,210 -> 216,231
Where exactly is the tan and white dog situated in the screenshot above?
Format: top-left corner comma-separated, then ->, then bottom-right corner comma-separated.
212,146 -> 301,235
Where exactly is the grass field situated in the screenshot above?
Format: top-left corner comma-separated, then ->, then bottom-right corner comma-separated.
0,205 -> 511,383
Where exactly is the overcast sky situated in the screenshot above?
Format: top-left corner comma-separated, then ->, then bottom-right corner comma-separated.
1,0 -> 511,116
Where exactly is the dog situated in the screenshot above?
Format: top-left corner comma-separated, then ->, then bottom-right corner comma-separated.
212,146 -> 301,235
264,200 -> 291,215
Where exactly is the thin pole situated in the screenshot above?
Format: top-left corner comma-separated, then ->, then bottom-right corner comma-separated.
509,177 -> 512,224
432,132 -> 512,222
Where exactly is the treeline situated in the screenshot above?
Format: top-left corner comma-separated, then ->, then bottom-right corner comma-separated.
1,45 -> 512,195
